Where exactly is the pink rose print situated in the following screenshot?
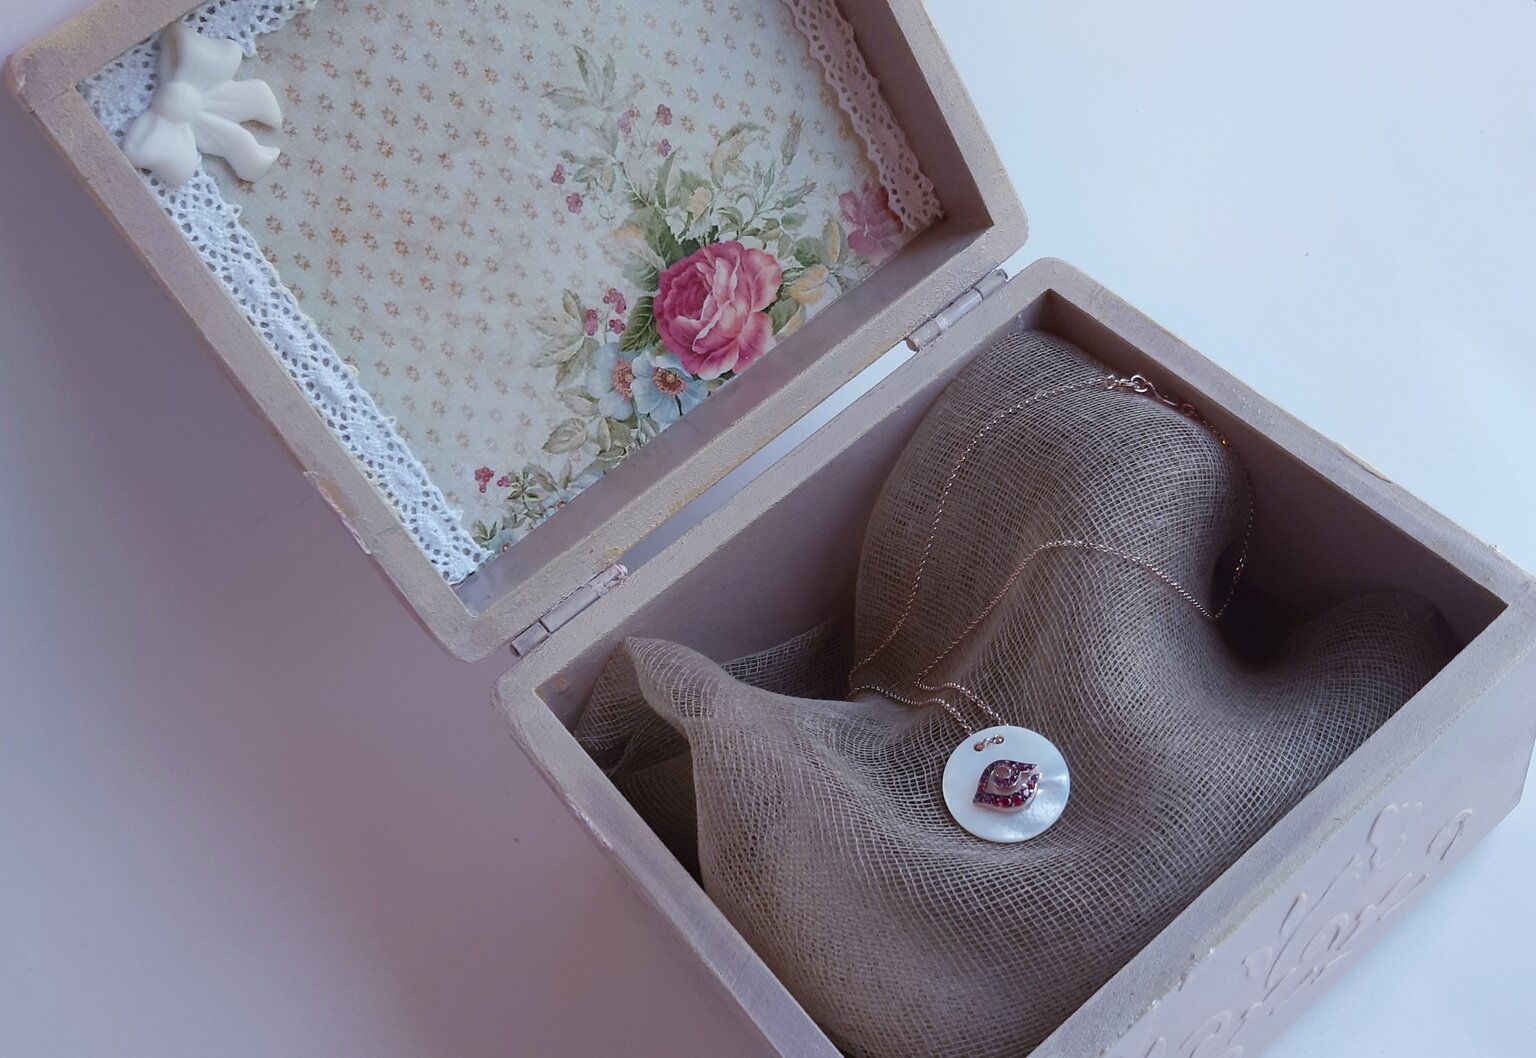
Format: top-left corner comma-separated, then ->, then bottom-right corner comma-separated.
657,138 -> 672,157
656,104 -> 672,126
839,183 -> 903,261
654,241 -> 783,379
603,287 -> 627,314
474,466 -> 493,493
551,163 -> 565,184
566,192 -> 583,214
583,308 -> 599,335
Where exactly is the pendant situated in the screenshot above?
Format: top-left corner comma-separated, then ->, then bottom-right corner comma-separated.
941,724 -> 1070,843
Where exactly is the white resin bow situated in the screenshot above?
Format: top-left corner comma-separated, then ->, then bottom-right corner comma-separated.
122,24 -> 283,186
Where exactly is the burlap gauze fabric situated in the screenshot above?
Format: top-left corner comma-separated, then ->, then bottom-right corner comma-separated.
575,330 -> 1453,1057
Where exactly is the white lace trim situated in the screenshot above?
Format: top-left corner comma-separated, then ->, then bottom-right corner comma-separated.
79,0 -> 490,583
782,0 -> 943,230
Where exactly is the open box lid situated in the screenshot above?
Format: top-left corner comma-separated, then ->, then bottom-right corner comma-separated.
6,0 -> 1026,662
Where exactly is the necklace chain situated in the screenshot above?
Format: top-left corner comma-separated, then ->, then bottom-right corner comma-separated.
849,371 -> 1254,736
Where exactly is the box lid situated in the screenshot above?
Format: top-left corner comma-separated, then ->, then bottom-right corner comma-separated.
6,0 -> 1026,661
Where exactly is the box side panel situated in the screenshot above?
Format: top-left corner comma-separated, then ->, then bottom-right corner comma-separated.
1076,613 -> 1536,1058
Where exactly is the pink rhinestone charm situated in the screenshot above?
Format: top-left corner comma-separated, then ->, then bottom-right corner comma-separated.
973,759 -> 1041,811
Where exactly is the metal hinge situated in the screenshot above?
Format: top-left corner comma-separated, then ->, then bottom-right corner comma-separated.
509,562 -> 628,658
906,268 -> 1009,351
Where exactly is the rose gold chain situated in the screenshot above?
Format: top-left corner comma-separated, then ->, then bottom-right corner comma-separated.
849,372 -> 1254,736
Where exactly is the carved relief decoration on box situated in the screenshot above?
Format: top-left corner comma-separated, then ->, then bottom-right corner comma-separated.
1102,800 -> 1478,1058
82,0 -> 939,581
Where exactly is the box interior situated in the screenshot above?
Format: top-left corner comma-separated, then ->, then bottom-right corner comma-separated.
512,268 -> 1512,1050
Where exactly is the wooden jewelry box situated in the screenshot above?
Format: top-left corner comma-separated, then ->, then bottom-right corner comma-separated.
9,1 -> 1535,1055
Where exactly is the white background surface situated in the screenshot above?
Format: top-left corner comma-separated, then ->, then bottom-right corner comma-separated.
2,1 -> 1534,1055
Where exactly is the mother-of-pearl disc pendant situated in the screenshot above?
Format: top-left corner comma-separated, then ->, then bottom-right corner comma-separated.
941,725 -> 1071,843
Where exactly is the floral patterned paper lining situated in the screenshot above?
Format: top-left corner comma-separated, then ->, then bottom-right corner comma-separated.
214,0 -> 930,568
